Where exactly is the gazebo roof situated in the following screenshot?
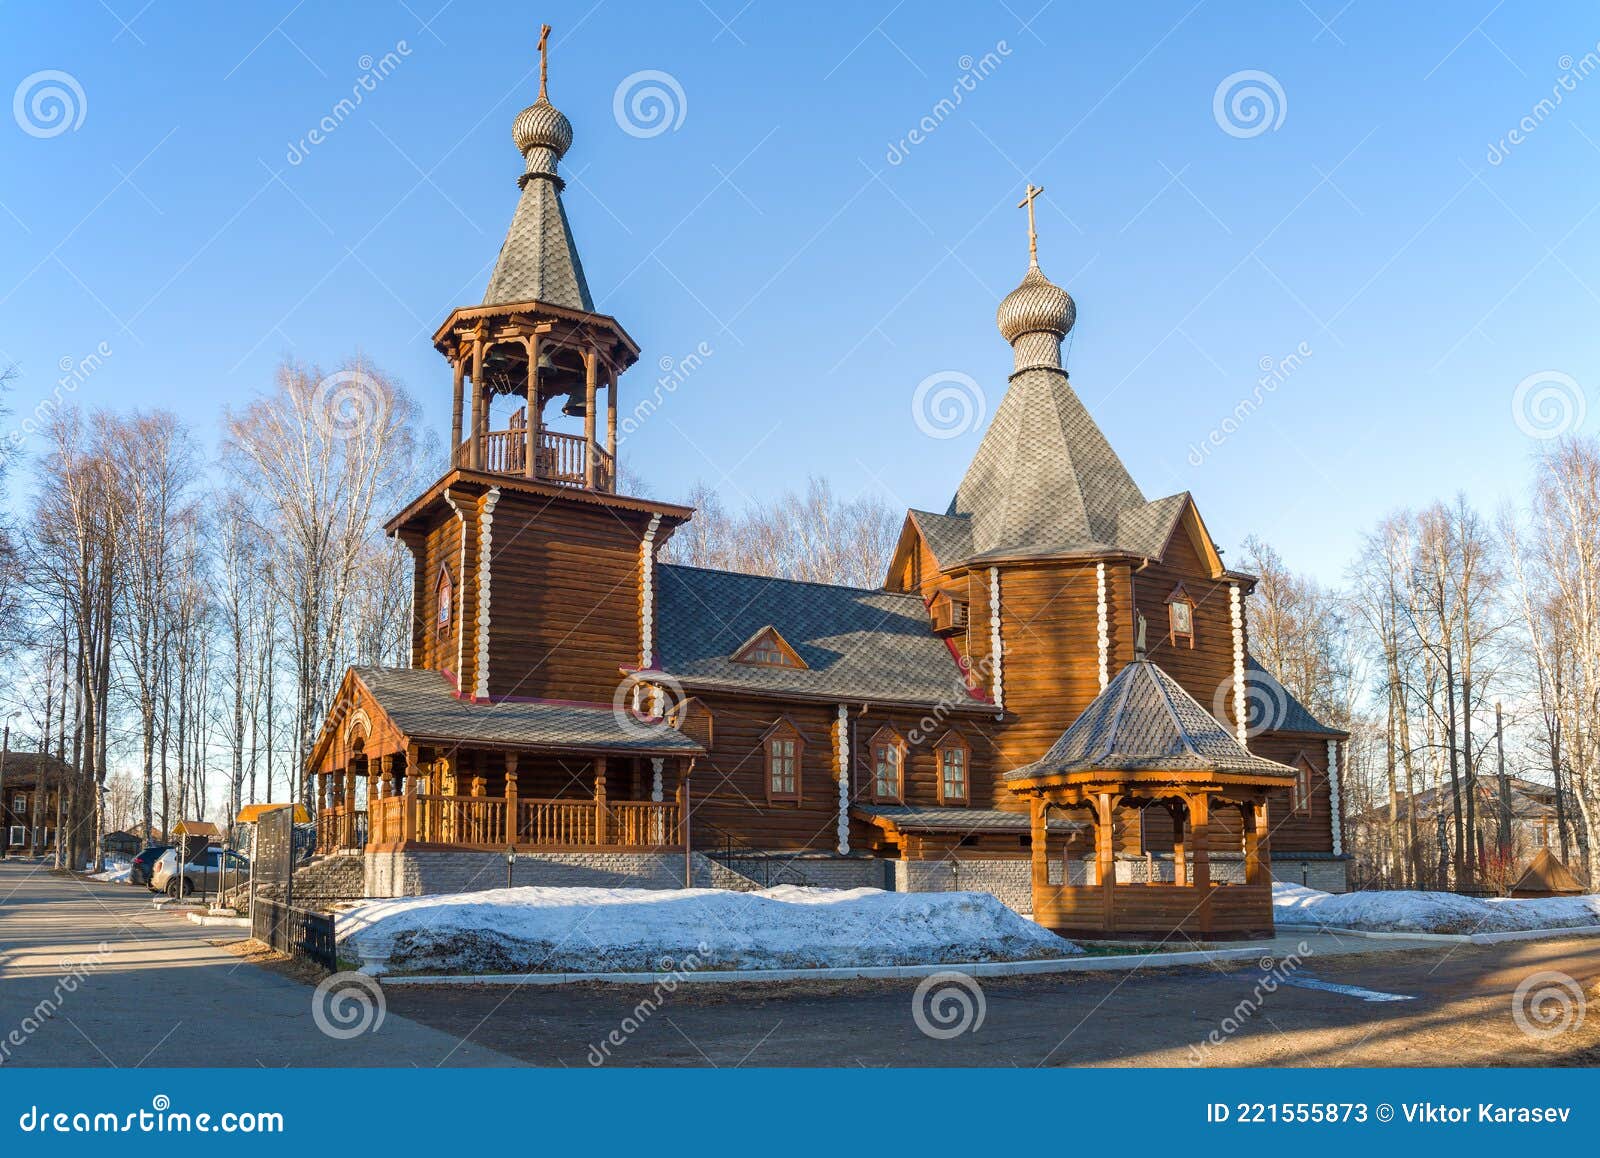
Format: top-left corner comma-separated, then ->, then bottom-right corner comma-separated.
1006,659 -> 1296,785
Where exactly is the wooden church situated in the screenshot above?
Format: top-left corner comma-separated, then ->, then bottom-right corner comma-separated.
308,30 -> 1348,937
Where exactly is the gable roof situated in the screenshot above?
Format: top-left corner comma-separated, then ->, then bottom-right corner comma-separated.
1510,848 -> 1587,896
349,666 -> 701,756
1006,659 -> 1295,781
1245,655 -> 1344,736
654,564 -> 986,709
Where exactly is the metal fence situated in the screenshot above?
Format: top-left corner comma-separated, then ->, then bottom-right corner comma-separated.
249,805 -> 337,972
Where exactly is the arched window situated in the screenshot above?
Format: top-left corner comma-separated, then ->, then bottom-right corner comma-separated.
935,732 -> 970,805
763,719 -> 804,803
436,566 -> 454,636
1292,754 -> 1315,815
868,726 -> 905,803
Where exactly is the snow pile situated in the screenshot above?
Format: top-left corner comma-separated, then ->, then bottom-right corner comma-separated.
1273,881 -> 1600,934
89,860 -> 132,883
337,885 -> 1081,974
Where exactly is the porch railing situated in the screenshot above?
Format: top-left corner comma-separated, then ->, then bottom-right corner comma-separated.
320,795 -> 680,851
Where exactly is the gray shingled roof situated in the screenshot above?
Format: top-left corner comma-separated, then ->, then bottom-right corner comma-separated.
655,565 -> 986,709
946,365 -> 1191,563
908,509 -> 974,569
1007,660 -> 1295,781
855,804 -> 1085,834
353,667 -> 701,755
483,171 -> 594,311
1245,655 -> 1343,736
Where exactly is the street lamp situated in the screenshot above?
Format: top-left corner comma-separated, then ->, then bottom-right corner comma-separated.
506,845 -> 516,889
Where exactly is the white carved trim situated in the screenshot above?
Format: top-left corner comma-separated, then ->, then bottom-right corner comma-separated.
651,756 -> 664,804
473,487 -> 500,700
1327,739 -> 1344,856
1229,582 -> 1247,748
443,488 -> 468,687
1095,561 -> 1109,691
989,567 -> 1004,715
640,513 -> 662,667
835,704 -> 851,855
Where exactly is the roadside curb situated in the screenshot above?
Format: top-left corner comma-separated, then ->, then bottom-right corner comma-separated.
1293,922 -> 1600,946
373,946 -> 1270,987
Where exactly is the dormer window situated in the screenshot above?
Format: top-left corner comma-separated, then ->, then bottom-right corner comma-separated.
732,626 -> 807,669
1166,584 -> 1194,648
436,566 -> 454,636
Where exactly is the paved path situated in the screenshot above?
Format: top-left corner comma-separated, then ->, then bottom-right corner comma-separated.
0,860 -> 515,1067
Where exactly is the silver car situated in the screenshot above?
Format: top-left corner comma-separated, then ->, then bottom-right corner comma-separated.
150,846 -> 250,898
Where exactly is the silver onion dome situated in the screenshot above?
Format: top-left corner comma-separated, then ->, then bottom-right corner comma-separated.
512,97 -> 574,158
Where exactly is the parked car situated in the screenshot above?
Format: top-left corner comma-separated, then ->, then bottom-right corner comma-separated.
150,846 -> 250,899
129,844 -> 173,887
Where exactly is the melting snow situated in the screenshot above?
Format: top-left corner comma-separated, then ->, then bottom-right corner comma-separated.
1273,881 -> 1600,934
337,884 -> 1081,974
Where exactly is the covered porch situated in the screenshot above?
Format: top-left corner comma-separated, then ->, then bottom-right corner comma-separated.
1006,659 -> 1299,940
311,667 -> 702,856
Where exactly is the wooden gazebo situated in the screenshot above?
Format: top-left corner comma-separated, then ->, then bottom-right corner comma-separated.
1007,660 -> 1298,939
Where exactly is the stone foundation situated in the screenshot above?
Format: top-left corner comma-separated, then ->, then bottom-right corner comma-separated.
893,858 -> 1031,914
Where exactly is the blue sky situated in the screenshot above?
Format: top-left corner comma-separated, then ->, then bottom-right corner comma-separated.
2,0 -> 1598,585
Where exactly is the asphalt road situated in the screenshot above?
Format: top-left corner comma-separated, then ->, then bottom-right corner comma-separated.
0,859 -> 514,1067
379,935 -> 1600,1067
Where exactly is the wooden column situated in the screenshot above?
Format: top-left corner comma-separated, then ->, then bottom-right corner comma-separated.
379,753 -> 394,799
605,366 -> 617,490
344,764 -> 359,848
679,759 -> 693,888
469,337 -> 485,471
524,338 -> 540,479
1095,792 -> 1116,932
401,746 -> 418,844
504,753 -> 519,845
1168,800 -> 1188,887
1029,797 -> 1049,913
1189,792 -> 1211,889
451,355 -> 465,466
583,347 -> 598,488
594,755 -> 609,844
1252,797 -> 1273,885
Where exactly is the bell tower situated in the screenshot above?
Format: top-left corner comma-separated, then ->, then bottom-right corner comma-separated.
430,23 -> 637,492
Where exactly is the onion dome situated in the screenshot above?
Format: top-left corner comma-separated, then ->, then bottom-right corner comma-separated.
997,262 -> 1076,343
512,97 -> 573,159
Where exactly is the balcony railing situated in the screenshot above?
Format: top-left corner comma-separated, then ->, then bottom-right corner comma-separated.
322,796 -> 680,852
456,428 -> 614,491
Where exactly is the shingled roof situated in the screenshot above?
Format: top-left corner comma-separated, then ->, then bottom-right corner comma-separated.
1245,655 -> 1343,736
945,365 -> 1193,564
351,667 -> 701,755
654,564 -> 985,709
1007,659 -> 1295,781
855,804 -> 1085,834
483,174 -> 594,311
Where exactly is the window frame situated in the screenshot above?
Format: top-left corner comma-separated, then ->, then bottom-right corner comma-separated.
1165,583 -> 1195,648
732,627 -> 808,670
762,719 -> 805,804
1291,754 -> 1315,816
435,564 -> 455,638
867,726 -> 906,803
934,732 -> 970,806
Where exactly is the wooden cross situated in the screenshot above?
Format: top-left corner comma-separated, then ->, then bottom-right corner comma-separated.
1017,183 -> 1044,263
538,23 -> 552,99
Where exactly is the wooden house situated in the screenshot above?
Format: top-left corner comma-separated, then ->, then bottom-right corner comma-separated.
306,34 -> 1348,936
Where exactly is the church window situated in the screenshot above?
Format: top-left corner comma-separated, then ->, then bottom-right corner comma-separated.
869,727 -> 905,802
436,566 -> 454,636
764,721 -> 803,803
936,734 -> 969,805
